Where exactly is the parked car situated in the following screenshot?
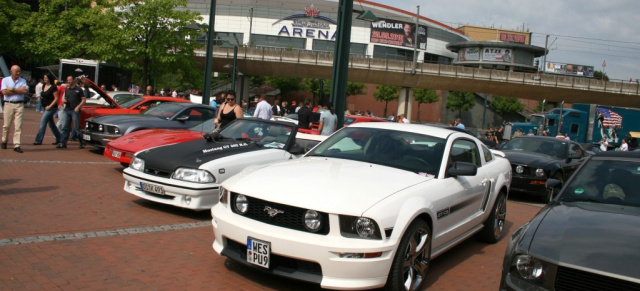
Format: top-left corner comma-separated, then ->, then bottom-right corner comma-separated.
211,123 -> 512,290
104,118 -> 217,166
498,136 -> 590,202
500,151 -> 640,291
343,115 -> 388,125
122,118 -> 326,210
80,77 -> 191,129
83,102 -> 216,148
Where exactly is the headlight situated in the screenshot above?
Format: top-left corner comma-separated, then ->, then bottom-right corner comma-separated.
515,165 -> 524,174
114,127 -> 120,134
339,215 -> 382,240
515,255 -> 544,280
304,210 -> 322,232
130,157 -> 145,171
171,168 -> 215,183
535,168 -> 545,177
234,194 -> 249,214
85,121 -> 89,128
98,124 -> 103,132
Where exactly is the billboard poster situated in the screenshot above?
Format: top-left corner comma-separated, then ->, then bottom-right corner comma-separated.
370,18 -> 427,49
500,33 -> 527,44
482,47 -> 513,62
459,48 -> 480,61
544,62 -> 594,77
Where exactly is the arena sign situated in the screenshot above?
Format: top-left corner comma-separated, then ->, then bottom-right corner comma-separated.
273,4 -> 338,40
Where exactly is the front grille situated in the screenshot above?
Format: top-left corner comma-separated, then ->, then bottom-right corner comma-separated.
86,121 -> 101,132
555,266 -> 640,291
511,164 -> 538,177
143,167 -> 172,178
224,238 -> 322,280
231,193 -> 330,235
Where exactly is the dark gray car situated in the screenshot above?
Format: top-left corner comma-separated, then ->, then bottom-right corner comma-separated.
500,151 -> 640,291
83,102 -> 216,148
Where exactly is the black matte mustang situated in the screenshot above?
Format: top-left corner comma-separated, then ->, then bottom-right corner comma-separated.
83,102 -> 216,148
498,136 -> 590,202
501,151 -> 640,291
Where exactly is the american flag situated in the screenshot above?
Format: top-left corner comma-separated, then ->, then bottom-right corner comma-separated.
597,107 -> 622,128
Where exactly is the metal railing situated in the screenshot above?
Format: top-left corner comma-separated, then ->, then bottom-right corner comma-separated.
196,46 -> 640,96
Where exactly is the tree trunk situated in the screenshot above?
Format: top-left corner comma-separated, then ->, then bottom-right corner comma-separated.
384,101 -> 388,117
417,102 -> 422,121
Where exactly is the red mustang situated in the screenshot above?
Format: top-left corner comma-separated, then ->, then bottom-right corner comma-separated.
104,119 -> 215,166
80,77 -> 191,129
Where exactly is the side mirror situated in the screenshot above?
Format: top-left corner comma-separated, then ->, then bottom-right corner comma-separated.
567,151 -> 581,160
289,144 -> 305,155
176,116 -> 190,121
545,178 -> 562,191
139,106 -> 148,111
447,162 -> 477,177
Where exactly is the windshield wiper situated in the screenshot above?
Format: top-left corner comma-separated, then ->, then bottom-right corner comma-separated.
560,197 -> 603,203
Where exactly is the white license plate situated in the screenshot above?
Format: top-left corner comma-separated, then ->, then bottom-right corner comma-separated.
83,134 -> 91,141
140,182 -> 165,195
111,150 -> 121,158
247,237 -> 270,268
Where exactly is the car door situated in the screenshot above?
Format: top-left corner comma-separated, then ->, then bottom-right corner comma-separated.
435,138 -> 489,243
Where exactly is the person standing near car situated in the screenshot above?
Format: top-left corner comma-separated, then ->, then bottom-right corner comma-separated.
297,99 -> 312,129
56,76 -> 71,131
34,73 -> 61,146
1,65 -> 28,153
253,95 -> 272,120
318,102 -> 337,136
34,77 -> 44,113
214,90 -> 243,129
58,77 -> 86,149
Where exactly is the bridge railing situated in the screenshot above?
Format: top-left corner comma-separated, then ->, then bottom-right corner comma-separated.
200,46 -> 639,96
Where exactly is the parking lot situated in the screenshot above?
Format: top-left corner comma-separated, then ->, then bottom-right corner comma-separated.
0,108 -> 543,290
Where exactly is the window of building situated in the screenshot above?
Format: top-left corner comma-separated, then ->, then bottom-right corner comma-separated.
252,34 -> 306,50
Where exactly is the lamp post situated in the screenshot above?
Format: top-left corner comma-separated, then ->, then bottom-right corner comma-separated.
202,0 -> 217,105
330,1 -> 378,127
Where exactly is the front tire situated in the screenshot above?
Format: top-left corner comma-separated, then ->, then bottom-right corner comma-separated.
386,220 -> 431,291
476,192 -> 507,243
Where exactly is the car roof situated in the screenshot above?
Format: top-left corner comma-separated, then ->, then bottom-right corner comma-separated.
593,151 -> 640,159
348,122 -> 460,139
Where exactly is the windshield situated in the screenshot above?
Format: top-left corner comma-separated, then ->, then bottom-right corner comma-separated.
119,97 -> 144,109
560,159 -> 640,207
189,119 -> 216,133
529,115 -> 545,126
219,119 -> 294,149
307,127 -> 446,177
502,138 -> 567,159
143,103 -> 185,118
113,93 -> 142,104
344,117 -> 356,125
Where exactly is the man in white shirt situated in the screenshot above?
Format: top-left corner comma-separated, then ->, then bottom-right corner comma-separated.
253,95 -> 272,120
1,65 -> 28,153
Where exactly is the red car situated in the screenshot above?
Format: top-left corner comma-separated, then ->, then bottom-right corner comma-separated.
80,77 -> 191,129
104,119 -> 216,166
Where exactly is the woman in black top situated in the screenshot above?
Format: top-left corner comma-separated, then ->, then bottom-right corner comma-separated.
33,73 -> 61,145
214,90 -> 243,129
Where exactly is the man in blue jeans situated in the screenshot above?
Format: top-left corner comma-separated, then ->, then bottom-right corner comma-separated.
58,77 -> 86,149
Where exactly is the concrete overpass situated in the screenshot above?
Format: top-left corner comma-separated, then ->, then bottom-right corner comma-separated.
196,46 -> 640,108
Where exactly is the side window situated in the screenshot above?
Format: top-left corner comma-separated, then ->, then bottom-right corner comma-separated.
482,145 -> 493,163
450,139 -> 481,167
570,143 -> 585,157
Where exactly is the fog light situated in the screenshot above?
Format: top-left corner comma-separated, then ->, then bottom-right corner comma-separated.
304,210 -> 321,232
234,195 -> 249,214
535,168 -> 545,177
185,196 -> 191,205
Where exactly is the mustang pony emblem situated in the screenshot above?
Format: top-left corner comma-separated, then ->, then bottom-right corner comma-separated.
264,206 -> 284,217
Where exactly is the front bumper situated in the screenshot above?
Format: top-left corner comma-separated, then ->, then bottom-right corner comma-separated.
123,168 -> 219,210
211,202 -> 397,290
82,130 -> 121,148
509,175 -> 547,196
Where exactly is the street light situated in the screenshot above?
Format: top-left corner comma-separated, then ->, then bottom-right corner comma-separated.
330,2 -> 378,127
221,42 -> 238,92
202,0 -> 217,105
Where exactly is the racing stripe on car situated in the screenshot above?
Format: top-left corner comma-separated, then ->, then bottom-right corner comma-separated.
436,195 -> 484,220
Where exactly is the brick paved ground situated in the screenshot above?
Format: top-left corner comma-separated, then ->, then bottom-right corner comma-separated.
0,108 -> 543,290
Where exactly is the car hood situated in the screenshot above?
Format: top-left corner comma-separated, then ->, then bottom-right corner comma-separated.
503,150 -> 559,166
108,129 -> 202,152
81,77 -> 119,108
91,114 -> 162,125
136,138 -> 264,172
528,203 -> 640,279
225,157 -> 429,215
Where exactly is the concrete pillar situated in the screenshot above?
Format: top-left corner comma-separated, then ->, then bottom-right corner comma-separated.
238,75 -> 251,104
397,87 -> 413,121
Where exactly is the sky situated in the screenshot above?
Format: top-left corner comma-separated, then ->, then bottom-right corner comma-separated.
374,0 -> 640,81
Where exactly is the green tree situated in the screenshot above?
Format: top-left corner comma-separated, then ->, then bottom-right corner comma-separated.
445,91 -> 475,118
266,76 -> 302,96
412,88 -> 439,122
13,0 -> 115,64
0,0 -> 31,60
373,85 -> 401,117
593,70 -> 609,81
490,95 -> 524,115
